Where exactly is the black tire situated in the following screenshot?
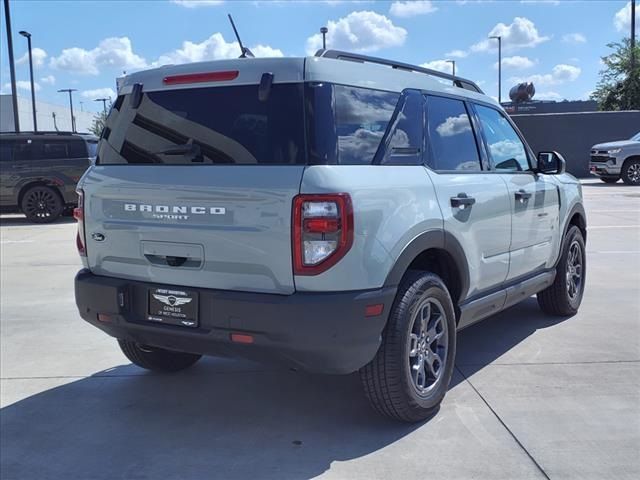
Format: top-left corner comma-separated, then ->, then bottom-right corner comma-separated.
118,339 -> 202,372
20,185 -> 63,223
537,225 -> 586,316
360,271 -> 456,422
600,177 -> 619,184
621,158 -> 640,186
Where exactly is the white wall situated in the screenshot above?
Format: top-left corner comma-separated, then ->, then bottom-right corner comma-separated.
0,94 -> 96,133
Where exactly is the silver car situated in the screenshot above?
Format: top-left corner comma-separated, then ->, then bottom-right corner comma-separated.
590,131 -> 640,185
73,50 -> 587,422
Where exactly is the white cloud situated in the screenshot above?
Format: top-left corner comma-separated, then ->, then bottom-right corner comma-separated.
81,88 -> 116,100
16,47 -> 47,67
562,33 -> 586,44
3,80 -> 41,92
510,64 -> 581,87
306,11 -> 407,54
154,33 -> 283,66
389,1 -> 437,17
535,91 -> 563,101
614,2 -> 640,32
50,37 -> 147,75
170,0 -> 224,7
445,49 -> 468,58
496,55 -> 536,70
40,74 -> 55,85
471,17 -> 549,53
421,60 -> 457,74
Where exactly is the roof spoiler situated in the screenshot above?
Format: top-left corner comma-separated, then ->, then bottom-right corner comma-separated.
315,49 -> 484,94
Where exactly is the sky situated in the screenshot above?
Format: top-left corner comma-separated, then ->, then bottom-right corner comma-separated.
1,0 -> 638,114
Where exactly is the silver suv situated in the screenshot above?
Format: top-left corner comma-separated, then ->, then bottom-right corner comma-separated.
74,51 -> 587,422
590,132 -> 640,185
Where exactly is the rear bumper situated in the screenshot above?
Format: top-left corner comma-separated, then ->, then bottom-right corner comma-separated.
74,269 -> 395,374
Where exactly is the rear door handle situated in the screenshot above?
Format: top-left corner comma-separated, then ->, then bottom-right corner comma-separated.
515,190 -> 532,202
450,193 -> 476,209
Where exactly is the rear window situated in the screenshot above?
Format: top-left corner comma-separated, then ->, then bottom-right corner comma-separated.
0,137 -> 87,161
98,84 -> 306,165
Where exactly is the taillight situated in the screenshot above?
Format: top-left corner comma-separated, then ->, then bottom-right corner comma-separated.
162,70 -> 239,85
293,194 -> 354,275
74,189 -> 86,257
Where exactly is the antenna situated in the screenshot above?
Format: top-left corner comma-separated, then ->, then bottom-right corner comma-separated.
228,14 -> 254,58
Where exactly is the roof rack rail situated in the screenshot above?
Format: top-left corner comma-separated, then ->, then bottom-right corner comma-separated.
315,49 -> 484,94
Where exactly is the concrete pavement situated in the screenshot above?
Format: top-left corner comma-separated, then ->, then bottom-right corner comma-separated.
1,179 -> 639,480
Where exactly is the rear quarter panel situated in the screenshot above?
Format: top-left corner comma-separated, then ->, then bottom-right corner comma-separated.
297,165 -> 442,292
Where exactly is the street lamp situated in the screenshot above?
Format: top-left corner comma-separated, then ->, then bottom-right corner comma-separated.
445,60 -> 456,84
320,27 -> 328,50
58,88 -> 77,132
94,97 -> 110,116
18,30 -> 37,131
489,35 -> 502,103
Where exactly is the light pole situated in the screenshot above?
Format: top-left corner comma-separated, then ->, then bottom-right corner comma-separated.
632,0 -> 636,72
445,60 -> 456,84
58,88 -> 77,132
3,0 -> 20,132
489,35 -> 502,103
94,97 -> 110,116
18,30 -> 37,132
320,27 -> 328,50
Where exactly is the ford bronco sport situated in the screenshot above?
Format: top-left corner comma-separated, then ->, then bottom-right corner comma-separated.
74,50 -> 587,422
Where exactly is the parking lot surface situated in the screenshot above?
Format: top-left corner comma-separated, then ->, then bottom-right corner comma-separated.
1,179 -> 639,480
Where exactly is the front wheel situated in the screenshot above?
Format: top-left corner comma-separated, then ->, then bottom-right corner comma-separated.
360,272 -> 456,422
537,225 -> 586,316
118,340 -> 202,372
621,159 -> 640,186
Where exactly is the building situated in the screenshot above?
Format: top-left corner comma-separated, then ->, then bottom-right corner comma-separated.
0,94 -> 96,133
502,99 -> 599,115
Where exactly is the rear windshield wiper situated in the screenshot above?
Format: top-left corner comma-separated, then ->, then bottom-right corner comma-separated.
155,139 -> 203,162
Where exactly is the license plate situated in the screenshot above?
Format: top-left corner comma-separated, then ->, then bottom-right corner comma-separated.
148,288 -> 199,328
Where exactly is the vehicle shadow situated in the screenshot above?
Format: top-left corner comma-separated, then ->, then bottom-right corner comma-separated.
0,298 -> 571,480
0,215 -> 76,227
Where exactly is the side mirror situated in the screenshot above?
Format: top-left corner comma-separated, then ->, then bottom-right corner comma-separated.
537,151 -> 566,174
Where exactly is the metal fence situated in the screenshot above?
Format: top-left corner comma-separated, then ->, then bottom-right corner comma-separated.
511,110 -> 640,177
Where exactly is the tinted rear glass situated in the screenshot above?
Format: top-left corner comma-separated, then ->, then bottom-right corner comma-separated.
98,84 -> 306,165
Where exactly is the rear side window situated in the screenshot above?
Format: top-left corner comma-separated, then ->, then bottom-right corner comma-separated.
99,84 -> 306,165
425,96 -> 481,172
335,85 -> 399,165
475,104 -> 530,172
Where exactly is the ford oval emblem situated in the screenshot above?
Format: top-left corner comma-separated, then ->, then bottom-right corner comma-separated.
91,233 -> 105,242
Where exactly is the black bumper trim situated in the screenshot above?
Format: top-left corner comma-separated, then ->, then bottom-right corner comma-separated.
75,270 -> 396,374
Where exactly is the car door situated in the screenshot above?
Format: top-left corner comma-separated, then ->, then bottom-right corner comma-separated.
473,103 -> 560,281
424,95 -> 512,300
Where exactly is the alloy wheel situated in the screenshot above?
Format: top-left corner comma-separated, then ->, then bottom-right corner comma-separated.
566,240 -> 583,302
23,188 -> 60,221
407,297 -> 448,396
626,163 -> 640,184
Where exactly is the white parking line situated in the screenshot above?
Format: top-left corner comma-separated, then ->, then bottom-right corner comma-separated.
588,225 -> 640,229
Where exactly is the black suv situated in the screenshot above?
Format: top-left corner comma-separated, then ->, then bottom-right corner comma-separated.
0,132 -> 97,223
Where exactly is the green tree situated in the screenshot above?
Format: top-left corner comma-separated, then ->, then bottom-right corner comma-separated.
88,107 -> 110,137
591,38 -> 640,111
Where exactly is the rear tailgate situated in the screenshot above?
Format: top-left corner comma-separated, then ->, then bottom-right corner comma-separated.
83,165 -> 303,294
83,60 -> 306,294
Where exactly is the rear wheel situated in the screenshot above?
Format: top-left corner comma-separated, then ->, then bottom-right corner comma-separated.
118,339 -> 202,372
360,272 -> 456,422
537,225 -> 586,316
20,185 -> 63,223
600,177 -> 619,184
621,159 -> 640,185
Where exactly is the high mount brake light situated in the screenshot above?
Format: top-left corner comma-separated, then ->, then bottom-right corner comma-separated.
162,70 -> 239,85
292,194 -> 354,276
74,189 -> 87,257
